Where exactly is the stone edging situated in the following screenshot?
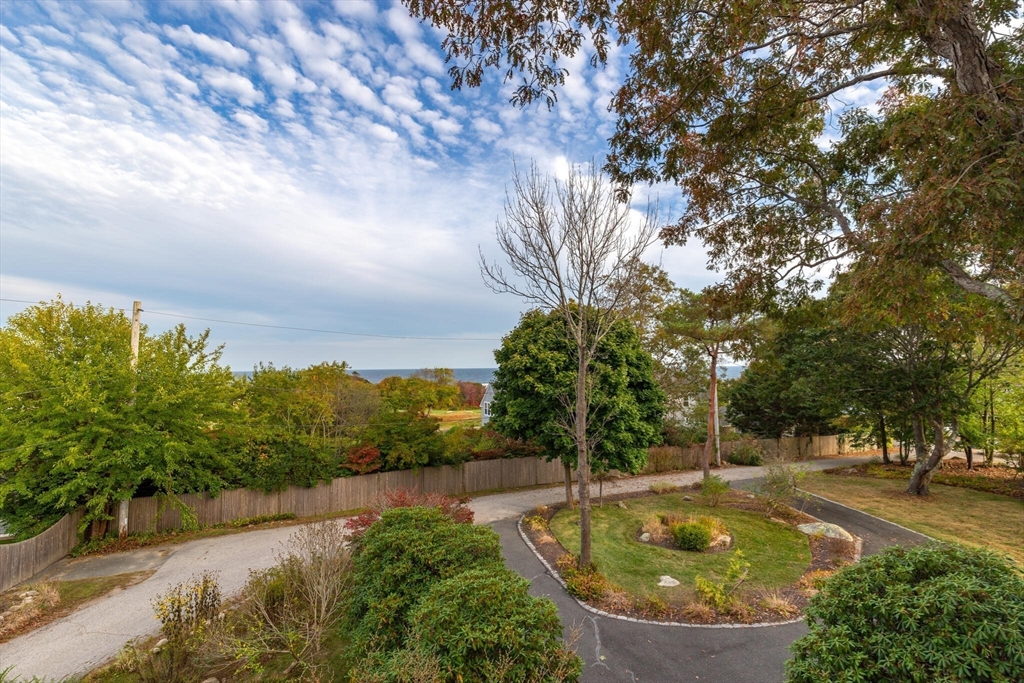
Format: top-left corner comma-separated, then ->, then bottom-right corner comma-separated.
517,515 -> 807,629
798,490 -> 934,541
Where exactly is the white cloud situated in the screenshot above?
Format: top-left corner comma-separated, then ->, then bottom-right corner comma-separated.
203,66 -> 264,106
0,24 -> 21,44
165,24 -> 249,66
0,0 -> 716,369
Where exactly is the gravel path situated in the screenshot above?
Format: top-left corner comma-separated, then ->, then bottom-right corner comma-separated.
0,456 -> 879,681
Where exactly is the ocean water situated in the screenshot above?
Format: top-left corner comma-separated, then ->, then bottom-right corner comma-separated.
353,368 -> 496,384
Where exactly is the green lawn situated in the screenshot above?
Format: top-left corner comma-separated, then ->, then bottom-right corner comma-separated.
549,494 -> 811,604
801,473 -> 1024,565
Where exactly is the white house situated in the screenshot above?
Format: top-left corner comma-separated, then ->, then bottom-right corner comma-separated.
480,383 -> 495,426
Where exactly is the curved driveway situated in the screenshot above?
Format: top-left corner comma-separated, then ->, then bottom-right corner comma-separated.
471,458 -> 926,683
2,456 -> 915,682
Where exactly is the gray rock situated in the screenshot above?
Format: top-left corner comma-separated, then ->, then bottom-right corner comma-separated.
657,575 -> 680,587
797,522 -> 854,542
617,501 -> 628,509
639,532 -> 651,543
200,678 -> 219,683
154,638 -> 168,648
683,495 -> 693,501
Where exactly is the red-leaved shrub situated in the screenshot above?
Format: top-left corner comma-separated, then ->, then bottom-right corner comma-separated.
344,488 -> 474,539
345,445 -> 382,474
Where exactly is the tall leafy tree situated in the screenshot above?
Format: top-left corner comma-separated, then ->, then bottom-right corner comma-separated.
480,162 -> 658,568
490,308 -> 665,509
660,285 -> 759,475
403,0 -> 1023,314
0,299 -> 239,537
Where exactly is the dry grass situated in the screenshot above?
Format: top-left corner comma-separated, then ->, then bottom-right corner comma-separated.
641,515 -> 671,542
649,481 -> 679,495
636,594 -> 670,618
680,602 -> 715,623
523,515 -> 548,532
758,590 -> 800,618
725,601 -> 756,623
796,569 -> 836,591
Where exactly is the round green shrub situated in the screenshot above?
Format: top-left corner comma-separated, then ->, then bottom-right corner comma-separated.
786,543 -> 1024,683
407,567 -> 582,682
672,522 -> 712,552
726,440 -> 764,466
348,506 -> 504,655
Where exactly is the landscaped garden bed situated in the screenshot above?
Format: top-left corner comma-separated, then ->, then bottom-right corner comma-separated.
521,483 -> 857,625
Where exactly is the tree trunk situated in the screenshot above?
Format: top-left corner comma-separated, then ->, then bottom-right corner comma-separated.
599,477 -> 603,508
711,348 -> 720,467
912,414 -> 928,462
701,430 -> 712,480
576,349 -> 593,569
703,347 -> 717,478
986,385 -> 995,465
908,418 -> 958,495
564,462 -> 575,509
965,445 -> 973,470
879,414 -> 890,465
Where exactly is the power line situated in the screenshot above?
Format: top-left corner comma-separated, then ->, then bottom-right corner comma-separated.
0,298 -> 500,342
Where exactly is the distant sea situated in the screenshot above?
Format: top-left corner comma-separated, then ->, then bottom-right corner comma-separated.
353,368 -> 496,384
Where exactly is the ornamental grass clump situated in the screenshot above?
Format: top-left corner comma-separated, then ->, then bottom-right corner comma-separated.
786,543 -> 1024,683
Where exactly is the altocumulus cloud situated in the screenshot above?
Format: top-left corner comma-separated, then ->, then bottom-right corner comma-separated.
0,0 -> 712,369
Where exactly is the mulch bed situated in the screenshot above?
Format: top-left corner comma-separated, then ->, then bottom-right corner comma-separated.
825,461 -> 1024,499
521,486 -> 856,625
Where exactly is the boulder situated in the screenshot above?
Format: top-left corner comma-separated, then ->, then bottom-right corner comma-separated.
639,533 -> 651,543
683,495 -> 693,501
796,522 -> 854,542
617,501 -> 628,509
657,575 -> 680,587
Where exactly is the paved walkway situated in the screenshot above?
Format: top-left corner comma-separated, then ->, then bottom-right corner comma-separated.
1,456 -> 893,681
0,525 -> 299,681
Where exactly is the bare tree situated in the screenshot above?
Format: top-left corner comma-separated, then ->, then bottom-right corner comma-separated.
481,160 -> 659,568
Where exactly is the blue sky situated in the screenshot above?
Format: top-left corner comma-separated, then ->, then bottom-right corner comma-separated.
1,0 -> 723,370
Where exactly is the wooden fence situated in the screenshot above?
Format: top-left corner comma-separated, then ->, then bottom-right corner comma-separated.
1,434 -> 855,591
124,456 -> 568,535
0,509 -> 83,593
642,434 -> 846,473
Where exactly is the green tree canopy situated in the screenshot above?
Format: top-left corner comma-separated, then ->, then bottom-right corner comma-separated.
404,0 -> 1023,314
490,309 -> 665,475
0,299 -> 239,536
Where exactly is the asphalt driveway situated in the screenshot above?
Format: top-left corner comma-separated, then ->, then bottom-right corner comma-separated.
2,456 -> 908,682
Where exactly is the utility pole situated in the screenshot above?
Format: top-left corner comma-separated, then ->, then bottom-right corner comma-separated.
118,300 -> 142,539
130,300 -> 141,369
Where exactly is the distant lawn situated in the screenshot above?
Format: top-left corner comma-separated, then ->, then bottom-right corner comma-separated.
430,408 -> 482,431
548,494 -> 811,604
801,473 -> 1024,565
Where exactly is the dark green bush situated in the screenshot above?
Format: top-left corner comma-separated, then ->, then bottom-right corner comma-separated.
347,507 -> 504,655
787,543 -> 1024,683
726,439 -> 764,466
407,567 -> 582,682
672,522 -> 712,552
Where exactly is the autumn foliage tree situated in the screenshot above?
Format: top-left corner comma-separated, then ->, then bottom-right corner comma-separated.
404,0 -> 1023,316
